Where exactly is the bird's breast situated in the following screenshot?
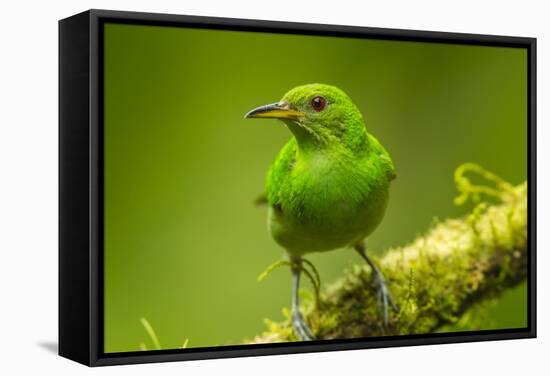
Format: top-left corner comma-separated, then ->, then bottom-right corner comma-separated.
268,156 -> 390,254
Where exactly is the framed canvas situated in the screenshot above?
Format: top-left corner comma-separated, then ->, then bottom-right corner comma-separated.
59,9 -> 536,366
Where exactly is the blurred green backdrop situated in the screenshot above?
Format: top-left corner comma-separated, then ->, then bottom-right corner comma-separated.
103,23 -> 527,352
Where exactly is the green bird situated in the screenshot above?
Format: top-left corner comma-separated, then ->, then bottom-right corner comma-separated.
245,83 -> 397,341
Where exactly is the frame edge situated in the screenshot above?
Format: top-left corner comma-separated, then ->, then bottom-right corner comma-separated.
59,10 -> 93,366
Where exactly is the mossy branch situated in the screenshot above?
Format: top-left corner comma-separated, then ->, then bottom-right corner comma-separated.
250,167 -> 527,343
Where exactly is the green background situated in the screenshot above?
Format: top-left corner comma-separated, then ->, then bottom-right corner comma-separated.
103,23 -> 527,352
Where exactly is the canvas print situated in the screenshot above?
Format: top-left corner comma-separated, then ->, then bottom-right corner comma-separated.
102,23 -> 528,352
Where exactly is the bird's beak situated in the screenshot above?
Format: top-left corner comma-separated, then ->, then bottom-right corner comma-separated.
244,101 -> 304,121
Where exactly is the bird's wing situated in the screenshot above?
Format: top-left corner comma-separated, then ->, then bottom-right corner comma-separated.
379,153 -> 397,180
368,133 -> 396,181
266,138 -> 298,206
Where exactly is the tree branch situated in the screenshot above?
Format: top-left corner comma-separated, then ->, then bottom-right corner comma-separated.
250,179 -> 527,343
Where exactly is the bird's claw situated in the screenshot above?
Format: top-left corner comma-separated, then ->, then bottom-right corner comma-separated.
373,270 -> 398,326
292,310 -> 315,341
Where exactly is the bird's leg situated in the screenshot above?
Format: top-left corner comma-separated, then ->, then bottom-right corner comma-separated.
291,259 -> 315,341
355,243 -> 398,326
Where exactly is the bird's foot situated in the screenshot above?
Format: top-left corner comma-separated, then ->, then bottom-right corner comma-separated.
372,269 -> 399,326
292,309 -> 315,341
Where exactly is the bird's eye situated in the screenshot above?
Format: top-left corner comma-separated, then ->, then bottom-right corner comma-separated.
310,96 -> 327,112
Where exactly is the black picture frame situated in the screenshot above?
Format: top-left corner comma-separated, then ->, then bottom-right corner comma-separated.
59,9 -> 537,367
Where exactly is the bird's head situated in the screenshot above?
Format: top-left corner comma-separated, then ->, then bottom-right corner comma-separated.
245,84 -> 367,152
